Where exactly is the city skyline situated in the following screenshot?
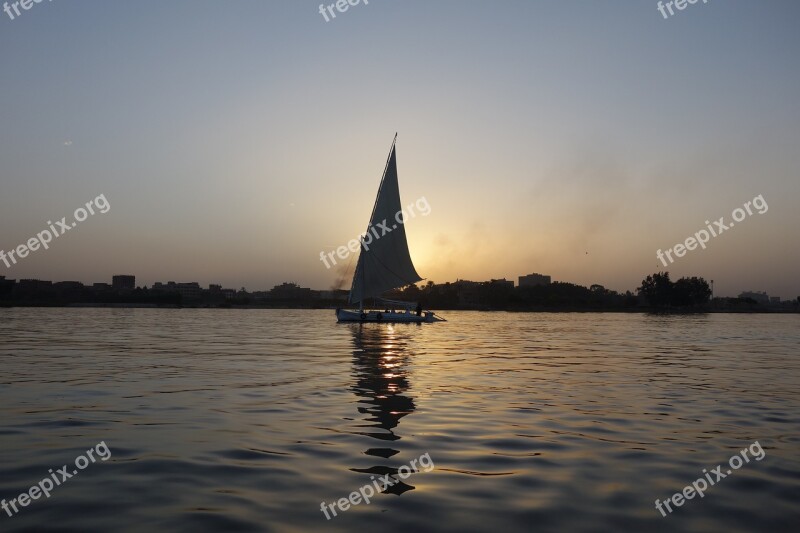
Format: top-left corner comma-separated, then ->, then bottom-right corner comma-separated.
1,270 -> 794,301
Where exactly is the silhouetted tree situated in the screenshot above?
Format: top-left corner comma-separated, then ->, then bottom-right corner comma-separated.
638,272 -> 711,309
638,272 -> 673,308
673,277 -> 712,307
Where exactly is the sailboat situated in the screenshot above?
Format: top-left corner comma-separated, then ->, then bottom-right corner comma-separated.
336,135 -> 445,323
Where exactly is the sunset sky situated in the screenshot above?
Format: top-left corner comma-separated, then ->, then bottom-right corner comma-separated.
1,1 -> 798,298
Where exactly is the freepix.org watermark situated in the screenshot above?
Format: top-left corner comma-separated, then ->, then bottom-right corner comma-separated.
655,441 -> 765,517
319,196 -> 430,269
657,0 -> 710,20
656,194 -> 767,267
1,441 -> 111,519
320,452 -> 434,520
318,0 -> 369,22
0,194 -> 111,269
3,0 -> 54,22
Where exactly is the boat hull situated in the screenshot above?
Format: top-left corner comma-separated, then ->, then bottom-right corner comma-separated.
336,309 -> 445,323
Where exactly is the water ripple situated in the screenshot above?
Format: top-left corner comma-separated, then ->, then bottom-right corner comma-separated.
1,309 -> 799,532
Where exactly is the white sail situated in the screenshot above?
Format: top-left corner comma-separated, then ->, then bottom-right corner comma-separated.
349,139 -> 422,305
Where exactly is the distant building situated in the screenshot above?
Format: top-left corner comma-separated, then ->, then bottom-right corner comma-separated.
739,291 -> 769,304
221,289 -> 236,300
112,275 -> 136,290
0,276 -> 14,298
176,283 -> 202,300
93,283 -> 111,291
451,280 -> 482,306
53,281 -> 84,298
770,296 -> 781,304
519,273 -> 551,287
14,279 -> 53,298
269,282 -> 313,300
202,284 -> 231,303
449,279 -> 514,307
18,279 -> 53,291
251,291 -> 270,302
152,281 -> 203,301
490,278 -> 515,290
54,281 -> 84,290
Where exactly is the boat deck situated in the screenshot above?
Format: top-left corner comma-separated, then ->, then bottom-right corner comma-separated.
336,309 -> 445,323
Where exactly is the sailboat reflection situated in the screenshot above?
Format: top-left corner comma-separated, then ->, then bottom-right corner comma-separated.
348,323 -> 417,495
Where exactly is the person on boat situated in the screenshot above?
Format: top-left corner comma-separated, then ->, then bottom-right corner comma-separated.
416,302 -> 422,316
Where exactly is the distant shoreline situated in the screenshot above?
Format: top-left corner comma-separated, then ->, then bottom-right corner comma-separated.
0,303 -> 796,314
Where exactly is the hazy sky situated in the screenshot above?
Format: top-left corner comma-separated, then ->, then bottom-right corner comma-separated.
1,1 -> 798,298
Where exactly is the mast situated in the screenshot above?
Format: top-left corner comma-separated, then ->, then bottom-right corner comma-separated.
359,255 -> 364,313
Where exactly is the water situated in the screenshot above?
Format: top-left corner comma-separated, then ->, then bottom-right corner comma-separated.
1,309 -> 798,532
